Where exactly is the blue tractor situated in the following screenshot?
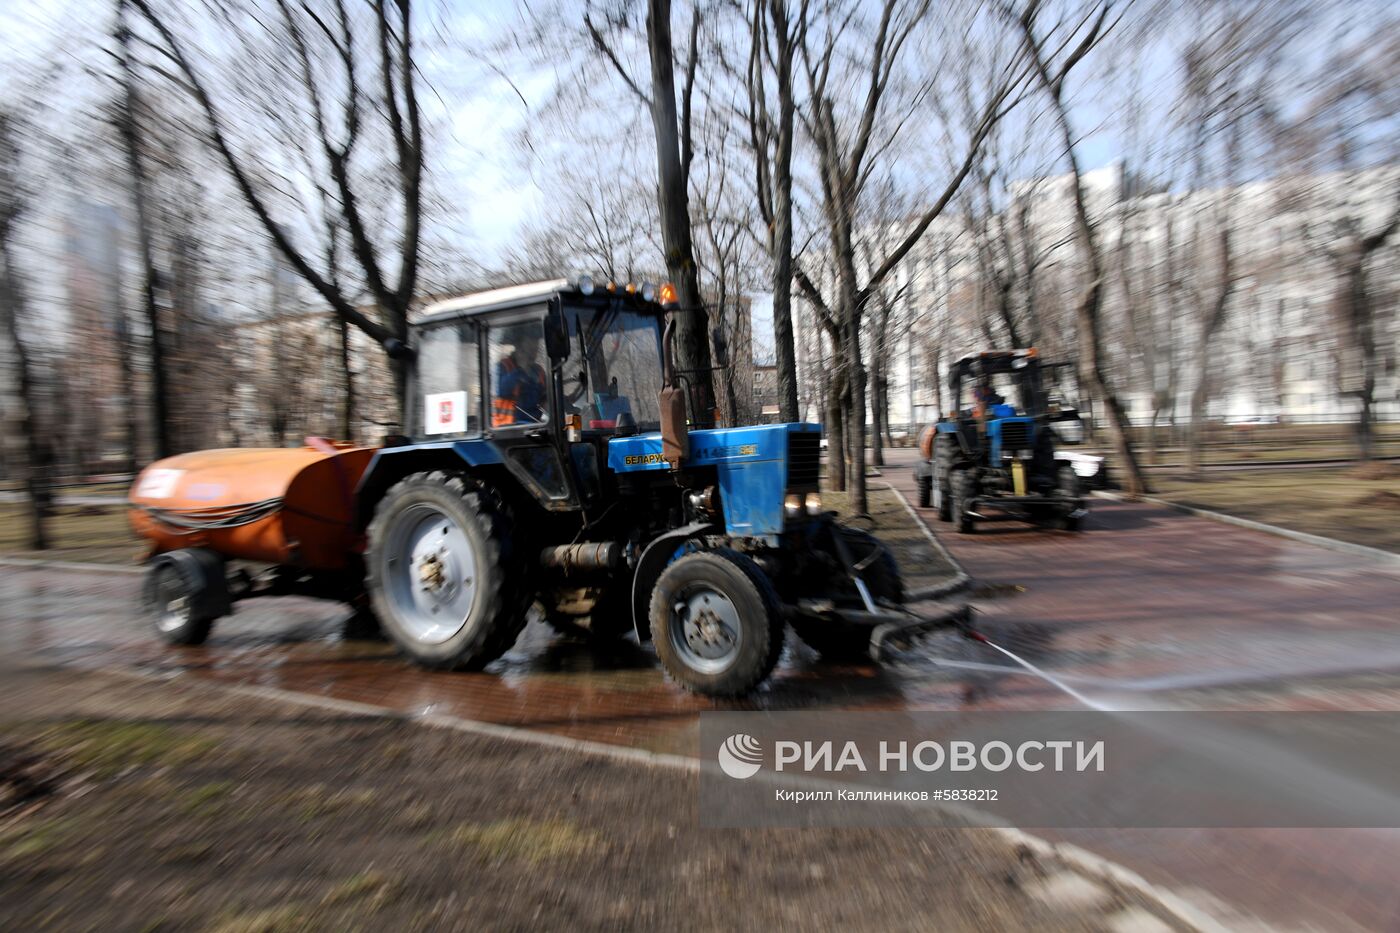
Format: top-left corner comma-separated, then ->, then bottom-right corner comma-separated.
914,349 -> 1086,534
354,278 -> 967,696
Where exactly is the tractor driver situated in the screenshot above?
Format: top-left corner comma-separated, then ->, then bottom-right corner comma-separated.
492,327 -> 549,426
973,380 -> 1016,420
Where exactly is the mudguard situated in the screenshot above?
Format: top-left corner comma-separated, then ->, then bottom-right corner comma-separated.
629,522 -> 720,640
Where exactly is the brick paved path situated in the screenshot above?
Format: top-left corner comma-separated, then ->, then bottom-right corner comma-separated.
880,448 -> 1400,931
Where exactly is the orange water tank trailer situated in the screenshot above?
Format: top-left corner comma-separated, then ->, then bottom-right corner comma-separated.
128,441 -> 380,570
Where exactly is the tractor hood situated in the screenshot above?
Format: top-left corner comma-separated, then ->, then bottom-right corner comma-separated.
608,422 -> 822,537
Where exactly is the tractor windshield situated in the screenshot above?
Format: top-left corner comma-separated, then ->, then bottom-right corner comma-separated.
563,304 -> 664,432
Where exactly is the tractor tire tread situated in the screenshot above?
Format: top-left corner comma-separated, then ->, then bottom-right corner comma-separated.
649,547 -> 784,697
367,471 -> 531,671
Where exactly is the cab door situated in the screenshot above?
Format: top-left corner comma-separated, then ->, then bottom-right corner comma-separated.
484,309 -> 580,511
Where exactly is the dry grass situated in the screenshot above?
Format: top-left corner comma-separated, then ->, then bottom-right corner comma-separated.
1154,466 -> 1400,552
0,502 -> 143,564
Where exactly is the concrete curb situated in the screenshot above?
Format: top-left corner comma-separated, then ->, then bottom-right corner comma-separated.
1093,490 -> 1400,567
873,481 -> 973,600
0,556 -> 142,575
86,663 -> 1230,932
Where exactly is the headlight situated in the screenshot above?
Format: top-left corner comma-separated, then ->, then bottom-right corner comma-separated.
804,492 -> 822,515
576,274 -> 595,295
640,282 -> 656,302
784,493 -> 802,518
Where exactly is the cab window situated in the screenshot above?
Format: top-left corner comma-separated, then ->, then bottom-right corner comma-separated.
414,319 -> 481,436
488,320 -> 549,427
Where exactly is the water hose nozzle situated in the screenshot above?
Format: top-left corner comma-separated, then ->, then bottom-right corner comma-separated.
952,606 -> 988,642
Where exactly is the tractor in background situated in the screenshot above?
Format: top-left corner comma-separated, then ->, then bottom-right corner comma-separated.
131,278 -> 969,697
914,349 -> 1086,533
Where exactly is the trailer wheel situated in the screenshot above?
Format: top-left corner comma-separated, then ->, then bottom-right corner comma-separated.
792,527 -> 904,662
367,471 -> 531,670
951,468 -> 977,534
650,548 -> 783,697
144,548 -> 228,646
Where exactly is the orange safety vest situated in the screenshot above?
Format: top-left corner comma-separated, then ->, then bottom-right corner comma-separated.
492,358 -> 547,426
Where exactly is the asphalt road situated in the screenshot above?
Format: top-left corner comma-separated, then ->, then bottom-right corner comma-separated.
6,449 -> 1400,929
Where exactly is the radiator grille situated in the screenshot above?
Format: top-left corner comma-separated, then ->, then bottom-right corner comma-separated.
786,432 -> 821,490
998,420 -> 1032,452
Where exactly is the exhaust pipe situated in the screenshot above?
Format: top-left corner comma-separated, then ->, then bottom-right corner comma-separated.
539,542 -> 622,573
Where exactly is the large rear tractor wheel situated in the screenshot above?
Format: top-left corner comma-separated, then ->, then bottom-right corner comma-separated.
951,468 -> 978,534
649,549 -> 784,697
145,548 -> 228,646
366,472 -> 531,670
792,527 -> 904,662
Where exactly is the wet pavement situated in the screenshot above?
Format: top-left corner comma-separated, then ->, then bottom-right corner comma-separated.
5,450 -> 1400,929
880,448 -> 1400,931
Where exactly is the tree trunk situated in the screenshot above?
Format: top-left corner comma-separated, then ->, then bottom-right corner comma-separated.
1185,227 -> 1233,476
0,201 -> 52,549
115,311 -> 139,471
825,366 -> 847,491
1185,341 -> 1210,474
770,0 -> 799,424
338,315 -> 355,441
116,8 -> 172,460
645,0 -> 714,420
845,317 -> 868,515
870,371 -> 885,468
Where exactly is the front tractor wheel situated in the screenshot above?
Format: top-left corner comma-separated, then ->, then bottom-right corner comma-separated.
916,473 -> 933,509
649,549 -> 784,697
366,472 -> 530,671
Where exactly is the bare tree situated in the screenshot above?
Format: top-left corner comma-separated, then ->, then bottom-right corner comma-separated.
741,0 -> 801,422
123,0 -> 424,422
1314,198 -> 1400,460
586,0 -> 718,419
1285,8 -> 1400,459
0,110 -> 54,549
1009,0 -> 1149,495
1170,1 -> 1294,474
795,0 -> 1027,514
114,1 -> 174,458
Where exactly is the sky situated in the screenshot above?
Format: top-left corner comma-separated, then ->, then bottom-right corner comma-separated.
0,0 -> 1282,310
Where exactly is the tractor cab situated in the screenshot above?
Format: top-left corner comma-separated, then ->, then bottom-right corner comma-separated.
412,277 -> 670,438
403,277 -> 675,512
915,349 -> 1086,533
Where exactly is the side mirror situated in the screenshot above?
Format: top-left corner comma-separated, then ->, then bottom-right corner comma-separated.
544,301 -> 570,361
